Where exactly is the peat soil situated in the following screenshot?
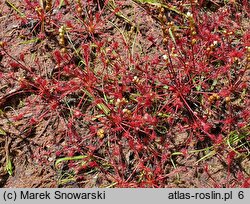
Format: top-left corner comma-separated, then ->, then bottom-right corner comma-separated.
0,0 -> 249,187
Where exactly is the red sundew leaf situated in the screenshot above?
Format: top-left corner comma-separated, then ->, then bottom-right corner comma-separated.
10,61 -> 20,69
223,117 -> 234,125
63,65 -> 71,74
37,32 -> 45,40
19,53 -> 25,62
154,166 -> 162,175
74,110 -> 82,118
29,117 -> 37,125
82,43 -> 90,56
227,151 -> 236,166
95,12 -> 101,21
111,41 -> 119,50
213,183 -> 221,188
55,11 -> 63,22
242,107 -> 250,118
204,164 -> 209,173
67,162 -> 76,169
182,86 -> 192,95
113,126 -> 122,132
128,139 -> 134,149
151,55 -> 160,65
215,134 -> 223,144
129,121 -> 142,129
24,0 -> 33,8
53,50 -> 63,64
147,35 -> 155,43
219,88 -> 230,97
238,122 -> 247,128
143,113 -> 151,122
161,153 -> 170,163
150,131 -> 156,141
198,135 -> 205,141
55,151 -> 62,157
180,148 -> 188,157
36,77 -> 47,87
113,7 -> 120,14
237,171 -> 244,181
207,133 -> 216,141
173,97 -> 183,111
243,33 -> 250,46
228,50 -> 244,59
65,20 -> 73,28
19,80 -> 29,91
110,115 -> 122,125
113,146 -> 120,156
13,113 -> 24,121
86,145 -> 96,152
19,16 -> 28,26
89,125 -> 97,134
201,122 -> 211,132
242,178 -> 250,188
50,101 -> 59,110
123,131 -> 130,139
88,161 -> 98,168
135,143 -> 143,151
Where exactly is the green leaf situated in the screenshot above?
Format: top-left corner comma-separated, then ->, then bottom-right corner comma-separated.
133,0 -> 185,16
5,158 -> 13,176
96,103 -> 110,116
55,155 -> 88,169
59,0 -> 66,8
195,84 -> 201,91
134,0 -> 159,3
195,150 -> 216,164
169,28 -> 177,46
5,0 -> 25,17
19,38 -> 40,45
210,79 -> 217,91
0,127 -> 7,136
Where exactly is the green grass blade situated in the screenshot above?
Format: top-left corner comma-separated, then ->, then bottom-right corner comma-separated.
55,155 -> 88,168
0,127 -> 7,136
5,158 -> 13,176
5,0 -> 25,17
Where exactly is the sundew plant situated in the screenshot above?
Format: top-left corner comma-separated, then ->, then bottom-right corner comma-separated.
0,0 -> 249,187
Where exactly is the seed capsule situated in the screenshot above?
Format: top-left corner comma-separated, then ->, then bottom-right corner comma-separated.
97,128 -> 105,139
61,48 -> 67,53
45,0 -> 52,11
59,26 -> 64,34
59,32 -> 65,37
208,95 -> 214,102
214,94 -> 220,100
122,108 -> 131,115
163,38 -> 168,45
225,96 -> 230,103
59,38 -> 65,45
162,15 -> 167,23
77,7 -> 83,15
0,41 -> 5,47
45,5 -> 51,12
158,13 -> 163,20
192,31 -> 197,36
